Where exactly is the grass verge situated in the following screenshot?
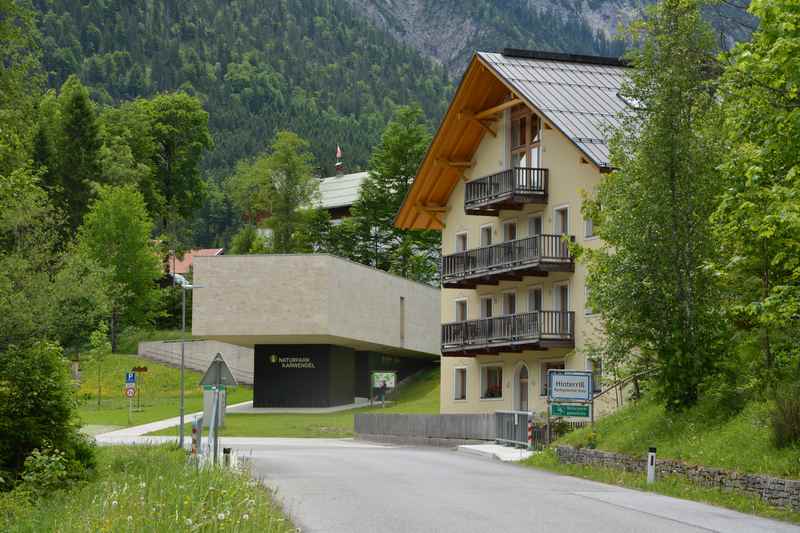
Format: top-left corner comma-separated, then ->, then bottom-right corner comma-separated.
525,449 -> 800,524
77,352 -> 252,427
151,367 -> 440,438
557,396 -> 800,479
0,445 -> 295,532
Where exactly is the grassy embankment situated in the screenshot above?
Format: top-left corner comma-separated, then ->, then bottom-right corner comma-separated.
77,329 -> 252,430
152,366 -> 440,438
525,395 -> 800,523
0,445 -> 295,532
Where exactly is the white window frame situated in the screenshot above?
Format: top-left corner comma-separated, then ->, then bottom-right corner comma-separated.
553,204 -> 570,235
540,359 -> 566,397
528,214 -> 543,237
454,298 -> 468,322
479,224 -> 494,247
480,363 -> 504,400
584,217 -> 597,240
501,219 -> 518,242
527,284 -> 543,313
501,289 -> 517,316
553,281 -> 571,312
453,366 -> 468,401
455,231 -> 468,253
480,295 -> 494,318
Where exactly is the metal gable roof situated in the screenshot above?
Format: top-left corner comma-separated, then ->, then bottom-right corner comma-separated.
478,51 -> 630,169
317,171 -> 369,209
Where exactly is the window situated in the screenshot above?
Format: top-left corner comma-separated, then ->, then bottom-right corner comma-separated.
554,283 -> 570,312
455,299 -> 468,322
480,225 -> 493,247
528,287 -> 542,312
584,217 -> 595,239
454,367 -> 467,400
554,206 -> 569,235
480,296 -> 493,318
502,291 -> 516,315
455,232 -> 468,252
590,359 -> 602,393
540,361 -> 565,396
528,215 -> 542,237
584,285 -> 594,316
510,106 -> 541,169
481,365 -> 503,399
502,221 -> 517,242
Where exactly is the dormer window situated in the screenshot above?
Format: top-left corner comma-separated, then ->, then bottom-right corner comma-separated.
510,105 -> 541,168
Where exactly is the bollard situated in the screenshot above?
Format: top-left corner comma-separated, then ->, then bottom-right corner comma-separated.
647,447 -> 657,484
223,447 -> 231,467
527,419 -> 533,450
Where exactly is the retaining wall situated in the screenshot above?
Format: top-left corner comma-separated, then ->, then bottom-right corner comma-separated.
556,445 -> 800,511
138,340 -> 254,385
355,413 -> 495,447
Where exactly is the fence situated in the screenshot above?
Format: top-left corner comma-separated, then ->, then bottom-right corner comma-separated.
495,410 -> 532,447
354,413 -> 495,446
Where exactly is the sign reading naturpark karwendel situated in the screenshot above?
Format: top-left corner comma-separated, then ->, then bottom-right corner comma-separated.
548,370 -> 593,402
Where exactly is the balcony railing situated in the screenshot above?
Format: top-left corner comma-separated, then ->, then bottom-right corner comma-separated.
441,234 -> 574,288
465,167 -> 548,215
441,311 -> 575,355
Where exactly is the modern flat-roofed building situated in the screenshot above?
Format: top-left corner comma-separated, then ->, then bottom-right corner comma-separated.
192,254 -> 440,407
395,49 -> 630,417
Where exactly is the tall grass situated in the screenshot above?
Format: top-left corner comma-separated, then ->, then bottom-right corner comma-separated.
2,445 -> 295,532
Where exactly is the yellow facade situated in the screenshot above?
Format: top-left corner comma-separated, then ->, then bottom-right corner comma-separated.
437,108 -> 610,417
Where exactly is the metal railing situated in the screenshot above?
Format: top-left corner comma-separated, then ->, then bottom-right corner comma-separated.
442,234 -> 572,282
465,167 -> 547,209
495,410 -> 533,447
441,310 -> 574,351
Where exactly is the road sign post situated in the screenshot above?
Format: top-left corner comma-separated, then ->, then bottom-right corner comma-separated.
199,353 -> 238,462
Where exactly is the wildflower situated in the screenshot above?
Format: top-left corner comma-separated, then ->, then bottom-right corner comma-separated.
185,518 -> 193,526
127,516 -> 133,521
242,514 -> 249,521
111,500 -> 118,507
217,512 -> 226,521
139,481 -> 146,489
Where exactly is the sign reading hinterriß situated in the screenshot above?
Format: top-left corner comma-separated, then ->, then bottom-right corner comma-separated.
547,370 -> 593,402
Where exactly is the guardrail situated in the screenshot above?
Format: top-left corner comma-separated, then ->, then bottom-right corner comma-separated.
465,167 -> 547,211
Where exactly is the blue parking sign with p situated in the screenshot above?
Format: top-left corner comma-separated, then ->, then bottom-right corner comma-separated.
125,372 -> 136,384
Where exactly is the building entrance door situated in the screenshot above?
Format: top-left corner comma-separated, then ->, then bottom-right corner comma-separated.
517,365 -> 529,411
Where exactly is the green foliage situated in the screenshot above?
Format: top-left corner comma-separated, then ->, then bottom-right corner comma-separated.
87,322 -> 111,407
229,225 -> 268,255
710,0 -> 800,379
77,185 -> 163,351
347,105 -> 440,283
0,1 -> 42,175
771,383 -> 800,449
0,342 -> 92,481
582,0 -> 727,410
31,0 -> 452,204
19,449 -> 69,496
56,75 -> 103,232
1,445 -> 294,532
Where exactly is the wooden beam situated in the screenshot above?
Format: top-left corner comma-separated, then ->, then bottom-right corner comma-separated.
457,109 -> 497,137
435,157 -> 473,168
474,97 -> 522,120
415,201 -> 448,213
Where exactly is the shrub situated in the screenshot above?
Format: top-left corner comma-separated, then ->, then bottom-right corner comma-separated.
0,342 -> 94,482
20,449 -> 69,495
771,384 -> 800,448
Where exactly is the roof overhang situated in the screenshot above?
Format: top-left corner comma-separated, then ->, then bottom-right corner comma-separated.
395,51 -> 622,230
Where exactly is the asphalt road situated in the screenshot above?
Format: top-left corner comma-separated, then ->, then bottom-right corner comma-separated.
243,438 -> 800,533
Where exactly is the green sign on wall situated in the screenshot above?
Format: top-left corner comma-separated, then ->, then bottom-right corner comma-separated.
550,403 -> 591,418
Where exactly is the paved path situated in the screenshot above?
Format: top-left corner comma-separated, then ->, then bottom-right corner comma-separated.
241,439 -> 800,533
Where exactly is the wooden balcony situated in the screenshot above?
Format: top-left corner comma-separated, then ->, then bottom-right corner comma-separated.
441,311 -> 575,356
441,234 -> 574,289
464,167 -> 548,215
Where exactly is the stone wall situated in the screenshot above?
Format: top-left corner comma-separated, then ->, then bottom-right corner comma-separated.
556,445 -> 800,511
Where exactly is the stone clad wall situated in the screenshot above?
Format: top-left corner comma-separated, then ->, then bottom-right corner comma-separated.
556,445 -> 800,511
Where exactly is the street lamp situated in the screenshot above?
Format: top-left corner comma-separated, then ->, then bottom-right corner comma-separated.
178,281 -> 204,448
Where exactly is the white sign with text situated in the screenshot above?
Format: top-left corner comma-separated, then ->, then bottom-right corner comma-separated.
548,370 -> 593,402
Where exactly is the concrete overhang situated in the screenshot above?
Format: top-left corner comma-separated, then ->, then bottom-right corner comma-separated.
192,254 -> 441,359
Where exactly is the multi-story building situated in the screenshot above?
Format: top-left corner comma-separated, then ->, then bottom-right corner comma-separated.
395,49 -> 629,416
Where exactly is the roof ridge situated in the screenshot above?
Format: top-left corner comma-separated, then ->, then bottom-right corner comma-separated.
499,48 -> 629,68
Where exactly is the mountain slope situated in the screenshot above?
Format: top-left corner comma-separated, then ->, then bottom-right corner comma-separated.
33,0 -> 452,179
346,0 -> 633,75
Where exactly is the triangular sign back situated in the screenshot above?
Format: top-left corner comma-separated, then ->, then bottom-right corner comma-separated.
200,352 -> 238,388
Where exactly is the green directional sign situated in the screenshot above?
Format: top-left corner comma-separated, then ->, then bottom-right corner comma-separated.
550,403 -> 591,418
